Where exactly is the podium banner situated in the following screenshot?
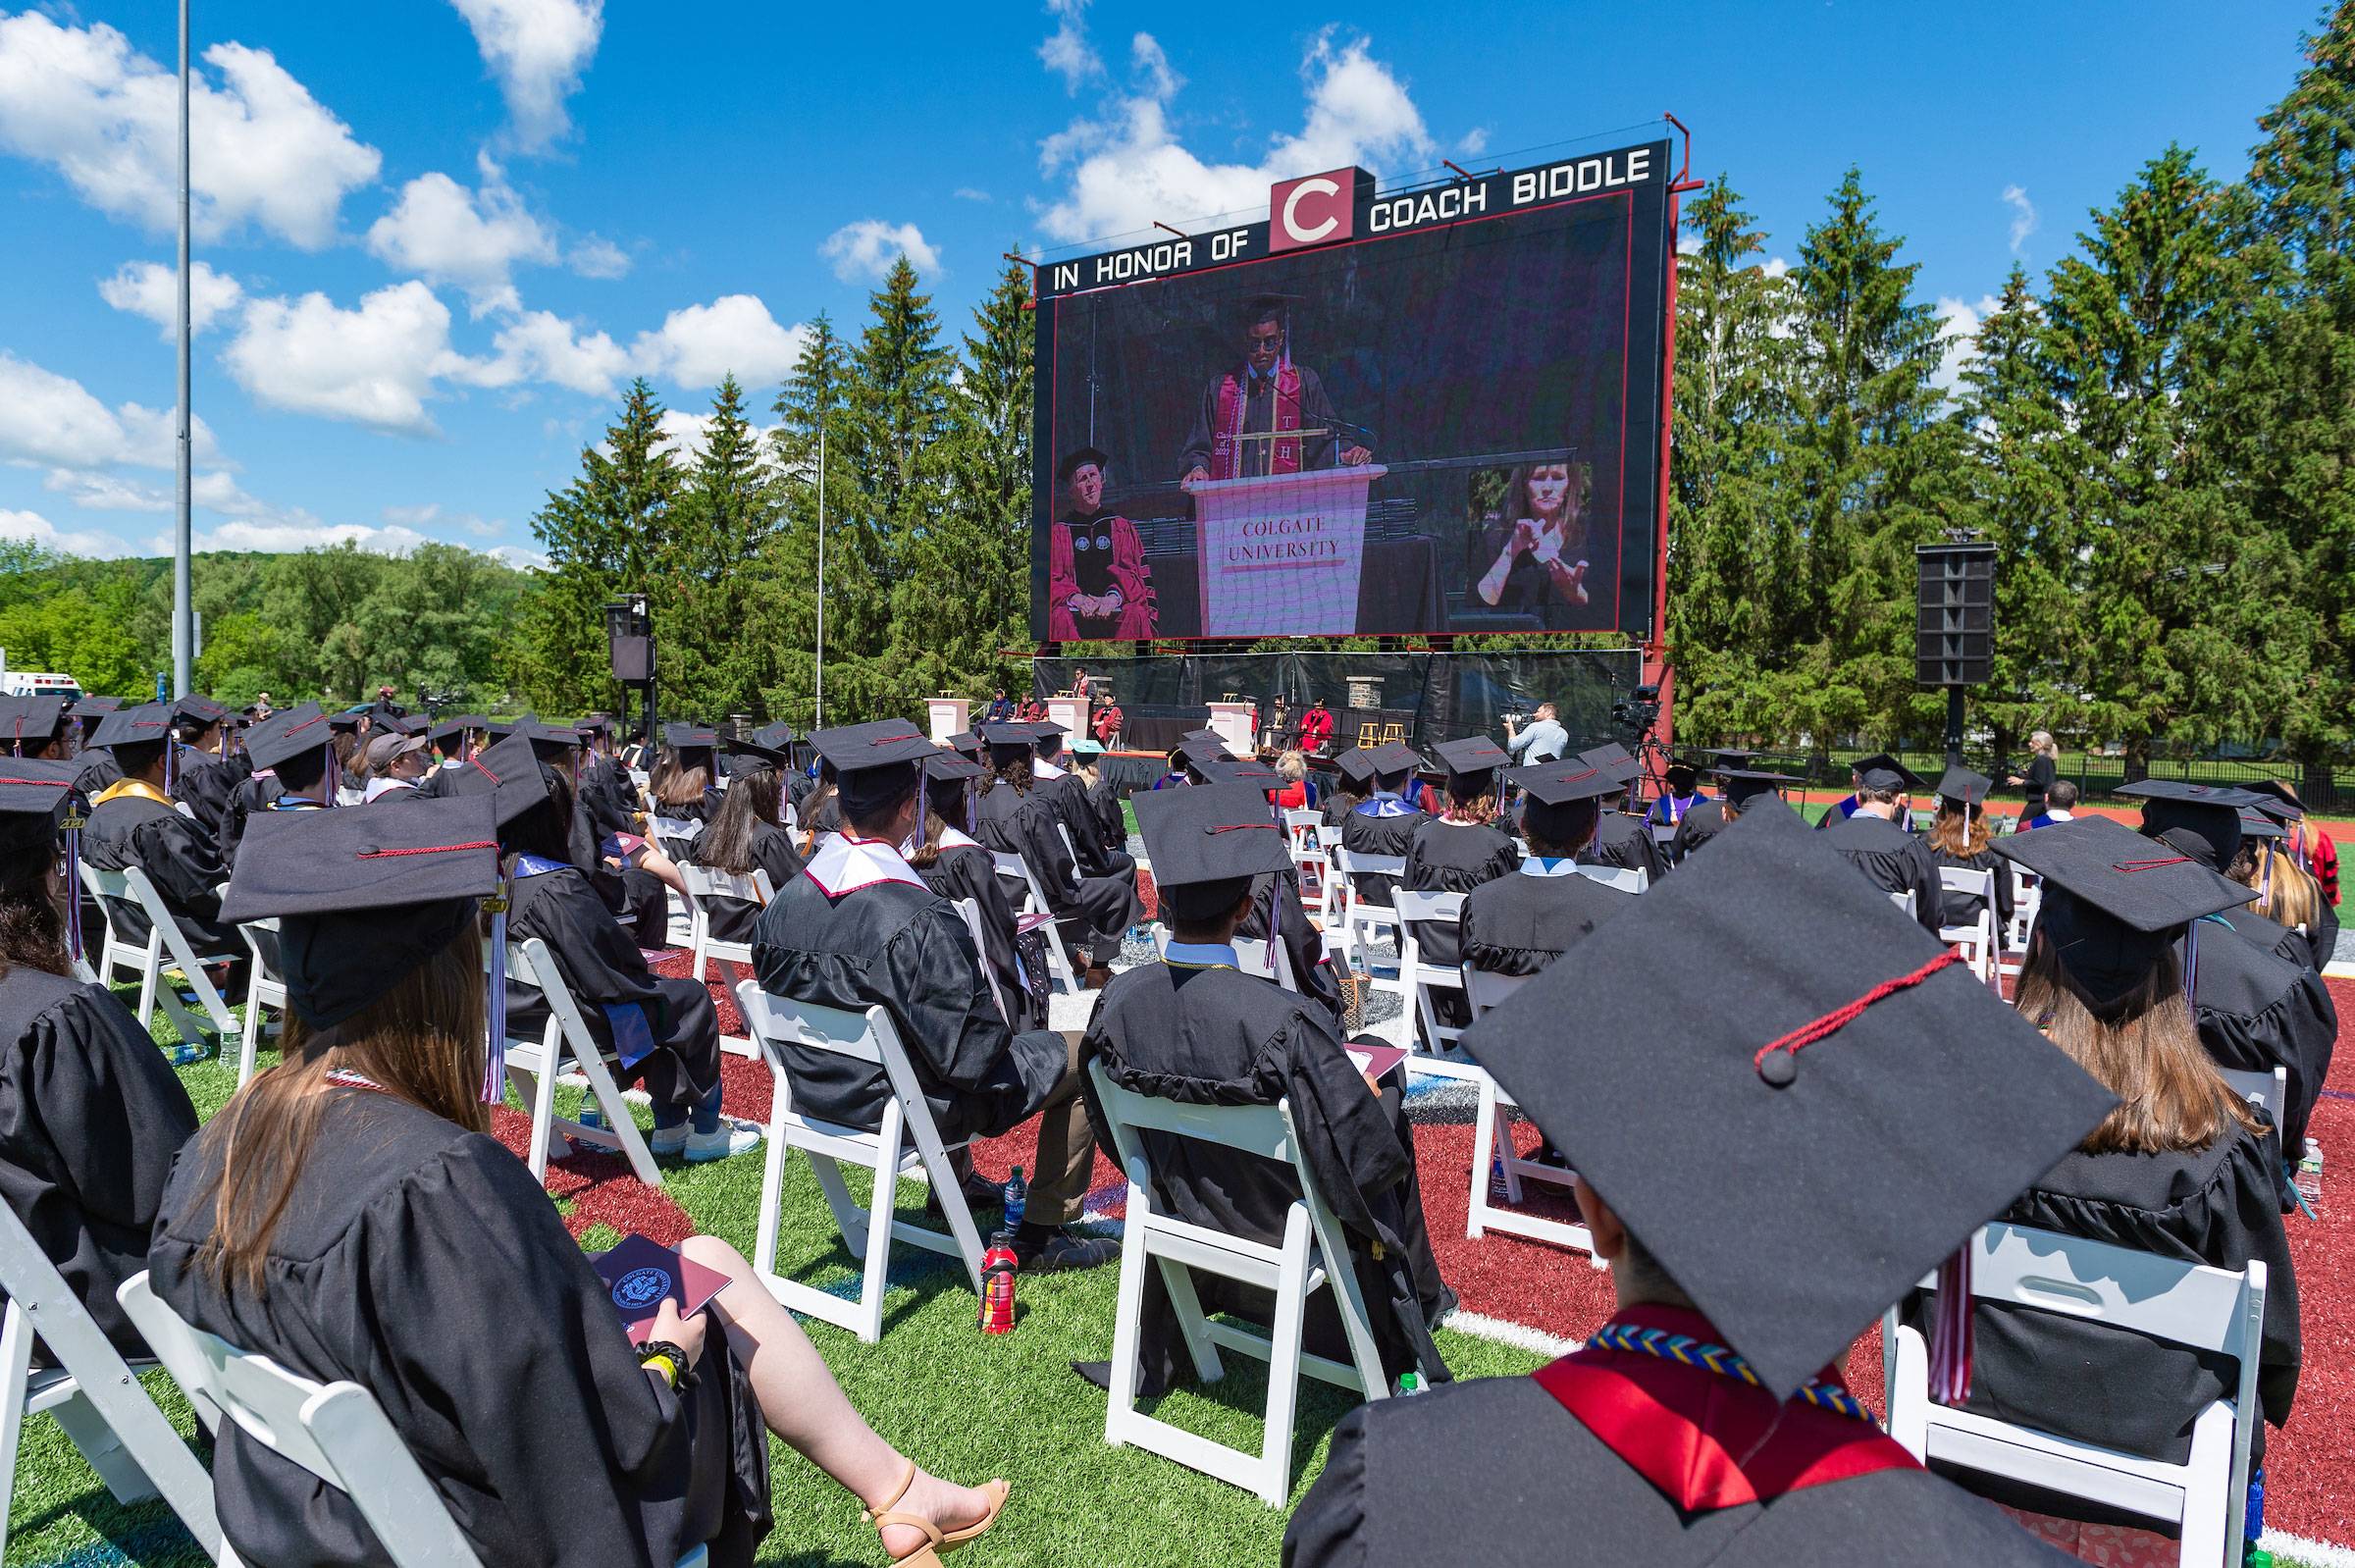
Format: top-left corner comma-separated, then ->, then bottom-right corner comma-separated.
1189,465 -> 1386,637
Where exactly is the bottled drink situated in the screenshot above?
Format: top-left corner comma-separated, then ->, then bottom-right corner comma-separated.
2294,1139 -> 2322,1216
1002,1164 -> 1027,1231
976,1230 -> 1019,1334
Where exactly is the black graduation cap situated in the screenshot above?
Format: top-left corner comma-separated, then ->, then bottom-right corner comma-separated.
1192,757 -> 1280,788
1333,749 -> 1377,788
1934,764 -> 1992,808
517,721 -> 582,762
1057,446 -> 1111,483
222,795 -> 500,1031
0,758 -> 78,852
751,721 -> 794,752
2238,807 -> 2285,842
1996,815 -> 2255,1009
1173,733 -> 1237,766
1461,802 -> 2117,1400
428,714 -> 477,743
1364,741 -> 1424,781
575,714 -> 614,737
2117,779 -> 2262,870
244,704 -> 336,774
1133,781 -> 1291,921
172,694 -> 228,725
921,750 -> 986,784
1717,766 -> 1797,805
87,703 -> 175,752
441,731 -> 552,826
811,720 -> 934,815
0,696 -> 68,752
1433,736 -> 1508,787
1577,742 -> 1643,786
662,722 -> 717,753
1509,758 -> 1622,842
2241,780 -> 2305,821
721,732 -> 792,769
949,730 -> 984,761
70,695 -> 123,721
326,708 -> 365,733
1852,753 -> 1926,793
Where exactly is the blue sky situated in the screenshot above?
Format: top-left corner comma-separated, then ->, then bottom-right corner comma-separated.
0,0 -> 2321,563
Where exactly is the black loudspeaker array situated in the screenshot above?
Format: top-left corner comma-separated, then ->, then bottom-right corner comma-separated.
1914,543 -> 1995,688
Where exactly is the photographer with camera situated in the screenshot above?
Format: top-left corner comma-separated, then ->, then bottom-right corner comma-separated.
1502,702 -> 1568,765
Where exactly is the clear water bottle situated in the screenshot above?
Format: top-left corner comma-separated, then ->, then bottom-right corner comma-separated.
1002,1164 -> 1027,1232
2294,1139 -> 2322,1216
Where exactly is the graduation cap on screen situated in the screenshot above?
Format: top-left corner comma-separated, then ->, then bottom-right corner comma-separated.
1996,814 -> 2255,1010
1057,446 -> 1112,484
1461,800 -> 2115,1403
1133,781 -> 1292,923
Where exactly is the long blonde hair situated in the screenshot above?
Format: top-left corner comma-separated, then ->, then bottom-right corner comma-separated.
2248,842 -> 2321,933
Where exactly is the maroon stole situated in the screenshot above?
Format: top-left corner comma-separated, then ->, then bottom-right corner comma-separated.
1211,365 -> 1301,480
1531,1305 -> 1917,1510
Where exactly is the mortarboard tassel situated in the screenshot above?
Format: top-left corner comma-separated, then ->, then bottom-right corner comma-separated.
482,885 -> 510,1103
2185,916 -> 2202,1009
2261,845 -> 2273,905
62,810 -> 85,967
323,742 -> 339,807
1930,1246 -> 1973,1403
164,735 -> 175,796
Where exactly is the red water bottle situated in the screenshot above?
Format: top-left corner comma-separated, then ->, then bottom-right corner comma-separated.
977,1229 -> 1019,1333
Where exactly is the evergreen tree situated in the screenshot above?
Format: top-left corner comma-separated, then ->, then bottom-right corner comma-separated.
760,316 -> 862,727
666,375 -> 784,716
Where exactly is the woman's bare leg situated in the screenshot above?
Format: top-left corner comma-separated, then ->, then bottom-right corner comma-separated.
678,1234 -> 1004,1557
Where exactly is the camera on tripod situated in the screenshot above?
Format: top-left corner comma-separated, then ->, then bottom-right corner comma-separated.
1610,683 -> 1661,740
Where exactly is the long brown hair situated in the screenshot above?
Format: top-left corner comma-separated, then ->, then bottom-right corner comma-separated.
0,841 -> 71,978
191,922 -> 490,1290
652,752 -> 709,811
700,766 -> 782,876
2015,929 -> 2258,1155
1441,783 -> 1498,826
1924,799 -> 1989,858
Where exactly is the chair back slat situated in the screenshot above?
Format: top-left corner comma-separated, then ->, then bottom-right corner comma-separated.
736,989 -> 889,1069
1461,965 -> 1530,1019
1930,1223 -> 2261,1355
1090,1069 -> 1295,1164
1575,863 -> 1647,895
1938,865 -> 1994,896
1389,889 -> 1464,923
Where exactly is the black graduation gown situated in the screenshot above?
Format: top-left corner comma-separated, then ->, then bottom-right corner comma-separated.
1039,770 -> 1129,879
504,863 -> 722,1113
0,968 -> 197,1357
1460,865 -> 1637,975
1399,821 -> 1518,1024
1821,812 -> 1944,935
1078,961 -> 1453,1389
2232,906 -> 2323,978
693,820 -> 807,946
2185,917 -> 2338,1159
216,772 -> 286,868
174,750 -> 247,837
1930,842 -> 2013,931
918,837 -> 1042,1034
1235,867 -> 1343,1022
1086,775 -> 1125,851
1668,798 -> 1727,862
750,865 -> 1066,1144
1321,790 -> 1362,828
1901,1112 -> 2298,1477
1339,798 -> 1428,909
1583,808 -> 1668,884
72,748 -> 123,797
969,779 -> 1140,958
148,1088 -> 770,1567
80,789 -> 238,953
649,795 -> 711,864
1283,1370 -> 2074,1568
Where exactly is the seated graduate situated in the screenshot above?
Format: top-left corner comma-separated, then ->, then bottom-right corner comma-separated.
0,695 -> 71,761
1399,737 -> 1520,1037
1819,754 -> 1943,934
1895,816 -> 2300,1509
2114,780 -> 2337,1161
1923,764 -> 2013,934
2014,776 -> 2077,831
1079,783 -> 1455,1398
1464,758 -> 1636,976
168,697 -> 242,837
327,710 -> 366,805
908,750 -> 1040,1033
1571,742 -> 1669,885
0,760 -> 199,1359
78,703 -> 240,959
66,697 -> 126,796
1075,739 -> 1127,855
1030,722 -> 1137,885
1643,757 -> 1707,835
648,723 -> 721,862
217,703 -> 337,870
424,712 -> 479,777
2247,777 -> 2338,909
1183,757 -> 1344,1021
1813,760 -> 1864,831
150,795 -> 1009,1568
799,758 -> 842,848
1664,751 -> 1755,862
1321,747 -> 1374,826
521,719 -> 676,939
687,750 -> 805,945
456,732 -> 759,1164
753,722 -> 1116,1274
361,730 -> 435,801
970,722 -> 1141,987
1339,741 -> 1430,910
1672,764 -> 1789,862
2236,810 -> 2335,976
1285,800 -> 2114,1568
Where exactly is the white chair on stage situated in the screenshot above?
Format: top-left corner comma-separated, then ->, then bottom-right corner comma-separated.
1458,966 -> 1590,1252
117,1273 -> 705,1568
234,915 -> 287,1087
78,862 -> 237,1051
0,1215 -> 221,1560
1086,1061 -> 1388,1505
679,862 -> 775,1059
733,985 -> 986,1345
1389,890 -> 1468,1059
492,936 -> 665,1187
1936,865 -> 1999,983
991,851 -> 1081,993
1883,1222 -> 2268,1568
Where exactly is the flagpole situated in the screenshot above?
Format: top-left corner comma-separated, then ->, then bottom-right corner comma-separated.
814,415 -> 826,729
171,0 -> 193,699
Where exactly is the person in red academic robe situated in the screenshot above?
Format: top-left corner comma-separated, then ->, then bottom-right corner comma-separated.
1178,295 -> 1371,485
1048,447 -> 1157,641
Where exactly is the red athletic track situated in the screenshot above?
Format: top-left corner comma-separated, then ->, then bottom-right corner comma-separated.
496,957 -> 2355,1551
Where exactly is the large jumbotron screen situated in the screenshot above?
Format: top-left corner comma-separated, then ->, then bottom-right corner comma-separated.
1029,139 -> 1675,644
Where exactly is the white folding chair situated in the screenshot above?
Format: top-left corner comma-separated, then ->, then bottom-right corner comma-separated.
78,862 -> 237,1050
680,863 -> 775,1059
1889,888 -> 1917,919
493,936 -> 664,1187
733,986 -> 986,1344
991,851 -> 1080,993
1575,862 -> 1647,895
1054,822 -> 1087,892
116,1273 -> 704,1568
1884,1223 -> 2267,1568
1390,890 -> 1466,1055
1459,966 -> 1591,1252
2000,869 -> 2041,984
1087,1062 -> 1389,1505
1146,925 -> 1296,993
1937,866 -> 1999,983
2216,1065 -> 2288,1120
234,916 -> 286,1086
1332,848 -> 1404,982
1282,810 -> 1328,899
0,1217 -> 221,1560
649,813 -> 703,848
1311,825 -> 1343,935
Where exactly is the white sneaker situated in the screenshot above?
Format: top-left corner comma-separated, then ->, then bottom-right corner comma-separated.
685,1123 -> 763,1162
648,1124 -> 689,1156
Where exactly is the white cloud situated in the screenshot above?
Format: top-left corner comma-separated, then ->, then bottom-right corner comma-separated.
2002,183 -> 2037,255
1932,292 -> 2002,396
457,307 -> 629,396
448,0 -> 603,152
1039,0 -> 1102,91
629,294 -> 809,391
97,259 -> 247,339
0,352 -> 221,470
484,543 -> 550,570
1035,27 -> 1435,243
183,518 -> 430,553
0,506 -> 131,557
365,162 -> 556,315
654,407 -> 781,464
0,13 -> 380,247
953,187 -> 991,203
381,502 -> 503,538
224,282 -> 474,435
568,235 -> 630,278
819,219 -> 941,283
